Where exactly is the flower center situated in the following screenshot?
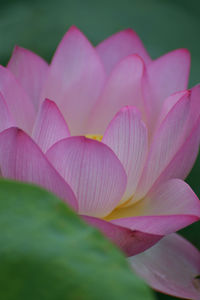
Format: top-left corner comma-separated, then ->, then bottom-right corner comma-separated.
85,134 -> 103,142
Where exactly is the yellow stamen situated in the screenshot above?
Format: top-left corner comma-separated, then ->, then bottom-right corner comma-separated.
86,134 -> 103,142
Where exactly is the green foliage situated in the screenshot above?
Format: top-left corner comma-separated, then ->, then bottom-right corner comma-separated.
0,180 -> 154,300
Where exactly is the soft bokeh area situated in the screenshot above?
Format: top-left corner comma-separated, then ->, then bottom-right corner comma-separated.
1,0 -> 200,299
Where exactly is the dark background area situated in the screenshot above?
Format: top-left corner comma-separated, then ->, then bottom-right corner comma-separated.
0,0 -> 200,299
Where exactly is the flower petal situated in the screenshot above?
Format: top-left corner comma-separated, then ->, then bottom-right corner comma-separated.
106,179 -> 200,235
7,46 -> 48,110
96,28 -> 151,75
0,127 -> 77,211
87,55 -> 145,135
129,234 -> 200,299
143,49 -> 190,130
46,137 -> 127,218
135,179 -> 200,218
155,90 -> 189,130
158,85 -> 200,136
0,66 -> 35,133
151,116 -> 200,188
83,215 -> 162,257
111,215 -> 198,237
32,99 -> 70,152
0,92 -> 15,132
102,106 -> 148,204
41,26 -> 105,135
134,92 -> 195,201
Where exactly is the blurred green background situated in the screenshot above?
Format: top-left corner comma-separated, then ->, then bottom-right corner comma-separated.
0,0 -> 200,299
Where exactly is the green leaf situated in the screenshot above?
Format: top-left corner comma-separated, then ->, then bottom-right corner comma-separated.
0,179 -> 154,300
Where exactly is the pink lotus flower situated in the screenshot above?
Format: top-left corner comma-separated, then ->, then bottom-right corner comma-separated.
0,26 -> 200,298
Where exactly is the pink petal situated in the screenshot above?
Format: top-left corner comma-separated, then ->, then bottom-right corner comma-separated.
102,106 -> 148,204
0,127 -> 77,211
134,92 -> 195,201
87,55 -> 145,135
96,28 -> 151,75
83,215 -> 162,256
0,92 -> 15,132
111,215 -> 198,237
157,85 -> 200,137
46,137 -> 127,218
151,116 -> 200,188
143,49 -> 190,130
137,179 -> 200,219
7,46 -> 48,110
0,66 -> 35,134
107,178 -> 200,236
187,84 -> 200,132
154,85 -> 200,138
129,234 -> 200,299
40,26 -> 105,135
155,90 -> 189,130
32,99 -> 70,153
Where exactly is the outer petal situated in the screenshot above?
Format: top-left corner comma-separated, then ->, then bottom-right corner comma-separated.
46,137 -> 127,218
143,49 -> 190,130
135,179 -> 200,218
83,216 -> 162,257
129,234 -> 200,299
0,127 -> 77,211
32,99 -> 70,153
41,26 -> 105,135
0,92 -> 15,132
106,179 -> 200,235
110,215 -> 198,237
96,28 -> 151,75
134,92 -> 195,201
102,106 -> 148,204
87,55 -> 145,135
0,66 -> 35,133
7,46 -> 48,110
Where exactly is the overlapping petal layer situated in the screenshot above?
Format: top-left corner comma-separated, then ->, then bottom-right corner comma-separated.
88,55 -> 145,134
0,127 -> 77,210
106,179 -> 200,236
83,215 -> 162,256
32,99 -> 70,152
0,92 -> 15,132
46,137 -> 127,217
143,49 -> 190,130
7,46 -> 48,110
102,106 -> 148,204
96,28 -> 151,74
41,26 -> 105,135
134,86 -> 200,202
0,66 -> 35,133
